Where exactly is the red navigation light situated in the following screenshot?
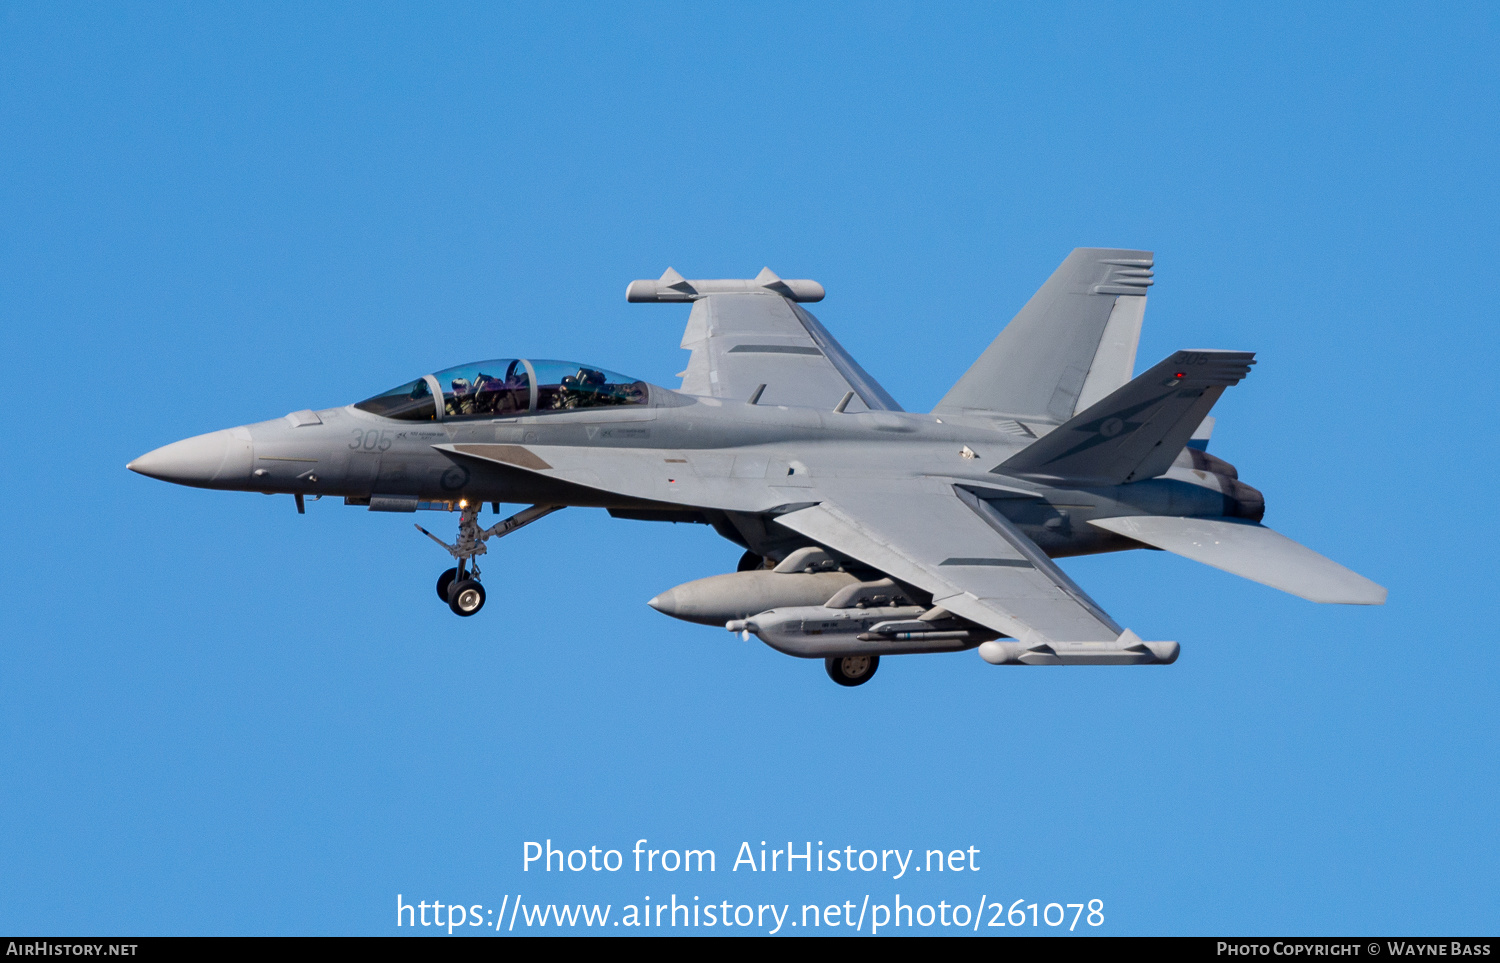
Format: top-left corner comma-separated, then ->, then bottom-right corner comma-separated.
1174,372 -> 1186,378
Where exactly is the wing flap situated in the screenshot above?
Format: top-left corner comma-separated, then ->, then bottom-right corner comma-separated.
1088,515 -> 1387,604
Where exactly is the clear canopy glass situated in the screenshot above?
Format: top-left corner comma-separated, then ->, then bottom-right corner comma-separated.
353,375 -> 438,421
529,360 -> 647,411
433,359 -> 533,418
354,359 -> 648,421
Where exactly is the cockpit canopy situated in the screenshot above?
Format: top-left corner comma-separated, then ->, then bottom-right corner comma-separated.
354,359 -> 650,421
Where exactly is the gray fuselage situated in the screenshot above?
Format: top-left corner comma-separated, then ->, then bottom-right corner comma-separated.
130,382 -> 1263,562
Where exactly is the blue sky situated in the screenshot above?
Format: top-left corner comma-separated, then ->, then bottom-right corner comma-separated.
2,2 -> 1496,935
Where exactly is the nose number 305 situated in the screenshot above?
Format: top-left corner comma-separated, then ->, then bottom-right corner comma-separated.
349,429 -> 394,452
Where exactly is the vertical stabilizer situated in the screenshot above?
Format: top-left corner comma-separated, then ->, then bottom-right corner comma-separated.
934,248 -> 1153,423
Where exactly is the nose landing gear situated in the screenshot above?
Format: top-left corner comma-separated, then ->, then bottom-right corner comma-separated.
434,566 -> 485,616
415,502 -> 562,617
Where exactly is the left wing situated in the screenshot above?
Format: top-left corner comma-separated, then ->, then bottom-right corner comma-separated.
773,483 -> 1177,663
627,268 -> 901,411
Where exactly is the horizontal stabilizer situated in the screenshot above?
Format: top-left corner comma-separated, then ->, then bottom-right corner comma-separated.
1088,516 -> 1387,605
995,350 -> 1255,485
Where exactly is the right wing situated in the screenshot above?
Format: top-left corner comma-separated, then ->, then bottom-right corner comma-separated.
773,482 -> 1174,661
627,268 -> 901,411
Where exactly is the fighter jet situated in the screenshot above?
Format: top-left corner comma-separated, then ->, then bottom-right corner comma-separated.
128,250 -> 1384,686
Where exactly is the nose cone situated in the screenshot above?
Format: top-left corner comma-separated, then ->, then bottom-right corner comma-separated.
647,589 -> 679,617
128,428 -> 254,489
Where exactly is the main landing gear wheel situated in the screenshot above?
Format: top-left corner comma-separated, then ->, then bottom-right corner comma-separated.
826,655 -> 879,687
448,579 -> 486,616
436,567 -> 460,602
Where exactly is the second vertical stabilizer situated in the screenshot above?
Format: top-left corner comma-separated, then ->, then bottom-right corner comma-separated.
934,248 -> 1153,423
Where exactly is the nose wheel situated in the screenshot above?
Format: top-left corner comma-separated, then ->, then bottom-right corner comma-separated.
826,655 -> 879,687
416,502 -> 562,617
448,579 -> 486,616
436,565 -> 486,615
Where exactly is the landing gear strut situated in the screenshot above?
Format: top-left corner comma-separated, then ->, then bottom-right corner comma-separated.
416,503 -> 562,617
826,654 -> 879,687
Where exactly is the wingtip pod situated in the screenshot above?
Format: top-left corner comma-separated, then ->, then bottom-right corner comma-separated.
626,269 -> 824,302
978,630 -> 1178,665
